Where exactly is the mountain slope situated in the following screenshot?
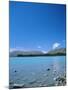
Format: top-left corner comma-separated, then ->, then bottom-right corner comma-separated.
47,48 -> 66,55
10,48 -> 66,57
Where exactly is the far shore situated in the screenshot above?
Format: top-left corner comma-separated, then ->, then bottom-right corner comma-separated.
10,54 -> 66,57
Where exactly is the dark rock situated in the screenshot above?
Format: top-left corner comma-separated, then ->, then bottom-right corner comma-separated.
14,70 -> 17,72
55,75 -> 66,86
47,68 -> 50,71
56,77 -> 65,82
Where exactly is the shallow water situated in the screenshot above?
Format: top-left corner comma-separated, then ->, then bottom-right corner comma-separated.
9,56 -> 66,88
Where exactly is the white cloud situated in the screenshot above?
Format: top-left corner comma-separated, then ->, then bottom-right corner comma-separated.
42,50 -> 47,54
10,47 -> 24,52
10,48 -> 18,52
37,46 -> 41,49
52,42 -> 60,49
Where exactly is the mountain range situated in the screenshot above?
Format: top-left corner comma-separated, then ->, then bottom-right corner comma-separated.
10,48 -> 66,57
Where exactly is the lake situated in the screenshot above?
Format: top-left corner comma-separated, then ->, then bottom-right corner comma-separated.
9,56 -> 66,88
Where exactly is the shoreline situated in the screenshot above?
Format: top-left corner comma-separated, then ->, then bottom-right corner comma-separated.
10,54 -> 66,58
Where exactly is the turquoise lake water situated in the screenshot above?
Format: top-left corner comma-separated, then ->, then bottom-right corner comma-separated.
9,56 -> 66,88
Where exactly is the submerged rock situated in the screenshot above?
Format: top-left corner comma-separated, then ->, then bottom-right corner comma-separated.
46,68 -> 50,71
56,77 -> 65,82
54,75 -> 66,86
14,70 -> 17,72
12,83 -> 25,89
29,80 -> 36,84
53,70 -> 56,72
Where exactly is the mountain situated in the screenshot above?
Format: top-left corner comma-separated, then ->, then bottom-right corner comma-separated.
47,48 -> 66,56
9,48 -> 66,57
10,50 -> 44,57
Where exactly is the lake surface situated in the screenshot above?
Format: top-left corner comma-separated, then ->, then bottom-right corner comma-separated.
9,56 -> 66,88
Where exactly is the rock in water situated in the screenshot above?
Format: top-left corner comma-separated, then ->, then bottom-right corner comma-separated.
47,68 -> 50,71
14,70 -> 17,72
12,84 -> 25,89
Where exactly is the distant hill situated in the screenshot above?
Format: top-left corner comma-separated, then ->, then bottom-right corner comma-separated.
47,48 -> 66,56
9,48 -> 66,57
10,50 -> 44,57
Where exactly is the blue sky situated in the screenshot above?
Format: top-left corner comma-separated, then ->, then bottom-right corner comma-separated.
9,1 -> 66,52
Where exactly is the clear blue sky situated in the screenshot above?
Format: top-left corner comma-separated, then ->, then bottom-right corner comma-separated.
9,1 -> 66,52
